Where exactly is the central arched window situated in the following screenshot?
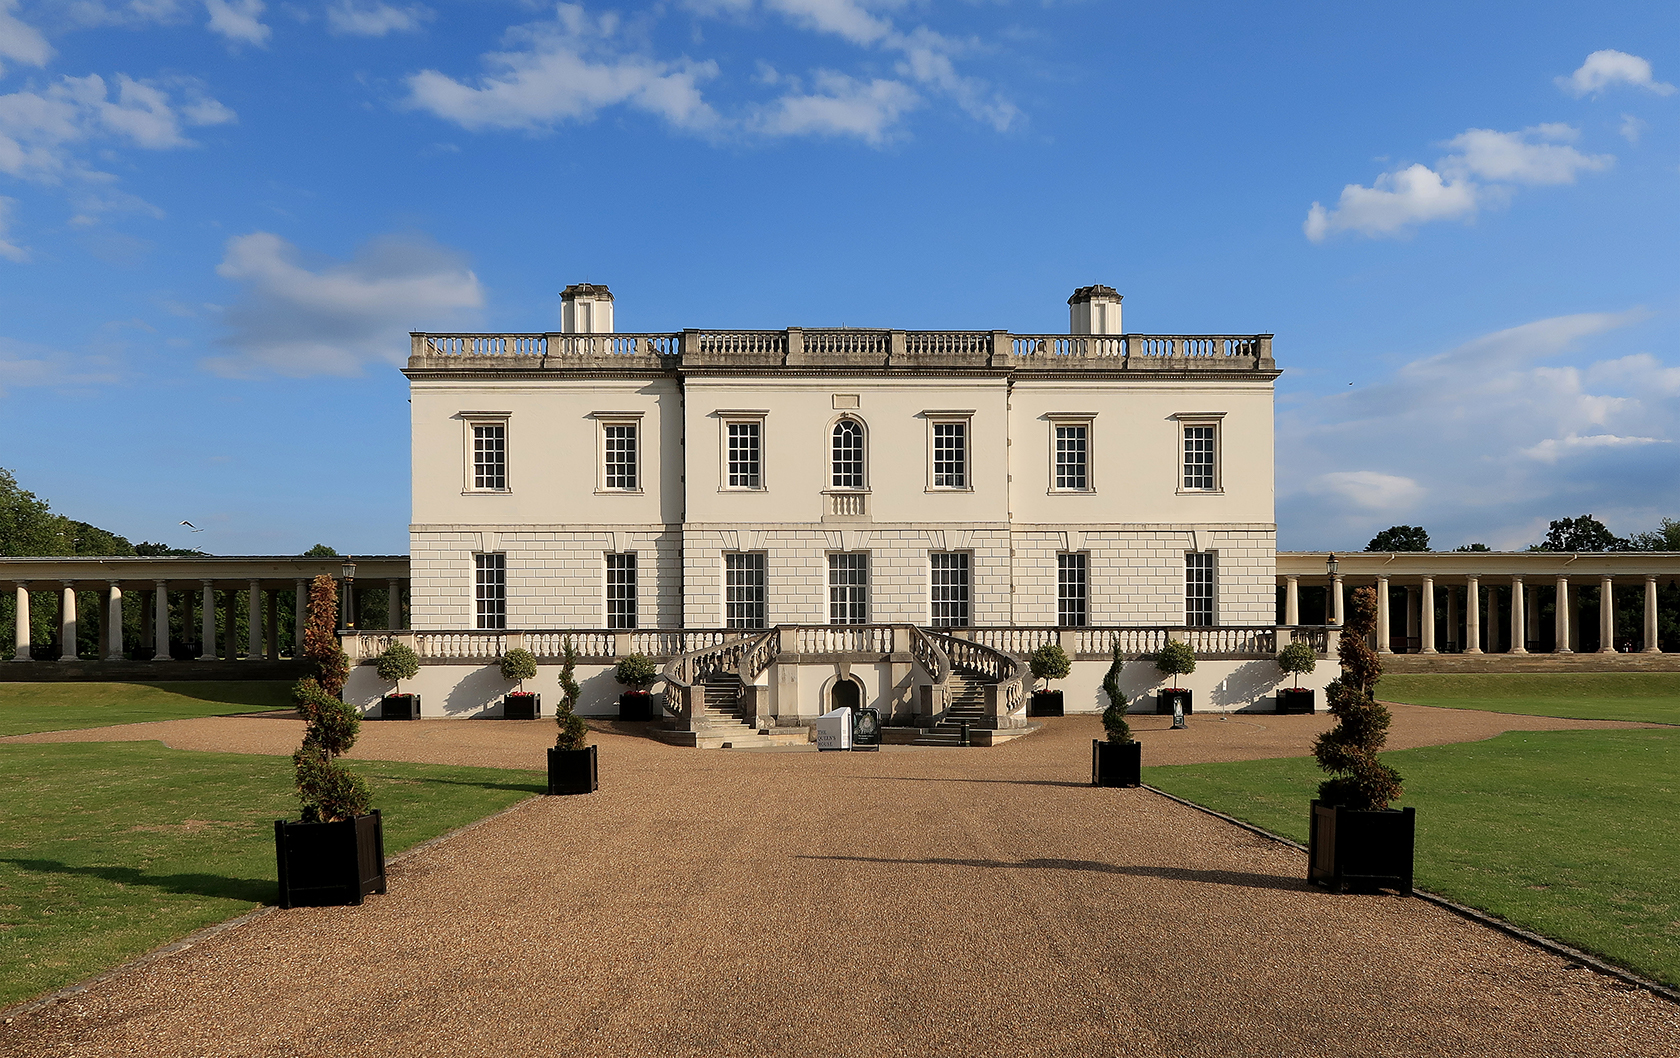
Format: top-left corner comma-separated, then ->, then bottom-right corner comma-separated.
831,419 -> 865,488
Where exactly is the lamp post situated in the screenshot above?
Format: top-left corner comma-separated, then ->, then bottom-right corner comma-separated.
1326,553 -> 1341,626
341,558 -> 357,630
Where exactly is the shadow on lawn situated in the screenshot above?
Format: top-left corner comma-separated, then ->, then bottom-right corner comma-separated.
0,857 -> 275,904
795,854 -> 1306,892
369,773 -> 545,795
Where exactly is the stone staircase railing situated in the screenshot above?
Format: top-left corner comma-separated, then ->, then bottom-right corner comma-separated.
921,630 -> 1029,728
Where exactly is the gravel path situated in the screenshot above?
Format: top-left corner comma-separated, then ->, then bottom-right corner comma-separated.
3,709 -> 1677,1056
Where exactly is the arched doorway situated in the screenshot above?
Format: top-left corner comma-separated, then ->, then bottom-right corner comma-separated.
830,678 -> 861,712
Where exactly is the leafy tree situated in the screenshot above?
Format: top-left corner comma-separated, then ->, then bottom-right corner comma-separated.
1100,642 -> 1132,744
1365,525 -> 1430,552
291,677 -> 369,823
1154,639 -> 1196,687
554,637 -> 588,751
0,468 -> 68,557
500,648 -> 538,692
1275,640 -> 1317,689
1313,586 -> 1402,811
1453,543 -> 1491,552
1626,518 -> 1680,552
301,575 -> 350,697
135,541 -> 204,557
302,543 -> 341,557
375,642 -> 420,694
1028,643 -> 1071,691
614,653 -> 659,688
1538,514 -> 1625,553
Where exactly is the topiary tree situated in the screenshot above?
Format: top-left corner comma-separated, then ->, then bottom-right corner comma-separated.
1312,585 -> 1403,811
500,647 -> 537,693
1101,641 -> 1132,744
614,653 -> 659,689
1154,639 -> 1196,688
1028,643 -> 1071,692
554,637 -> 588,752
375,642 -> 420,695
291,676 -> 369,823
301,574 -> 350,699
1275,640 -> 1317,689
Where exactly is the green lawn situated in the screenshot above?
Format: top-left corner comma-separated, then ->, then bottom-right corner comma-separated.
0,682 -> 296,737
1145,728 -> 1680,988
1379,672 -> 1680,725
0,741 -> 543,1009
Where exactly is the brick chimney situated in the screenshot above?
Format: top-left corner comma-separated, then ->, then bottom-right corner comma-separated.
560,283 -> 614,334
1068,285 -> 1122,335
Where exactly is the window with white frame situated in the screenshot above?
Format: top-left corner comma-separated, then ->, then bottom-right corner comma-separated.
931,419 -> 968,488
1186,552 -> 1215,627
605,553 -> 637,630
602,422 -> 639,491
831,419 -> 865,488
726,421 -> 762,489
470,422 -> 507,491
724,553 -> 767,629
828,553 -> 868,625
1057,552 -> 1088,627
930,552 -> 971,627
1053,423 -> 1089,491
475,553 -> 506,630
1181,423 -> 1218,491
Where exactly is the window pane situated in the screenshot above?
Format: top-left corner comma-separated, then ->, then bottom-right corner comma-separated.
604,424 -> 638,490
727,422 -> 761,488
932,422 -> 966,488
1186,552 -> 1215,627
832,419 -> 864,488
929,551 -> 970,627
473,423 -> 506,490
1054,424 -> 1087,490
828,553 -> 869,624
724,553 -> 767,629
1057,552 -> 1088,627
606,553 -> 637,630
475,553 -> 506,630
1183,425 -> 1215,490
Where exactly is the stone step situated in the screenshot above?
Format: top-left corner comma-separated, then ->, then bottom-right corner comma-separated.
1383,653 -> 1680,673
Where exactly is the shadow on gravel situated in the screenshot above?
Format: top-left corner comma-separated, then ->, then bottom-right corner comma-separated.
863,776 -> 1090,789
796,854 -> 1306,892
1,857 -> 275,903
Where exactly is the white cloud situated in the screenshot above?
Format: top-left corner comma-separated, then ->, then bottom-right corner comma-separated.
749,70 -> 918,144
1557,50 -> 1674,98
1311,471 -> 1426,512
205,0 -> 270,46
0,195 -> 27,261
0,74 -> 236,181
0,0 -> 54,77
0,335 -> 122,392
1619,114 -> 1646,144
325,0 -> 431,36
56,0 -> 187,30
208,230 -> 484,376
1304,163 -> 1478,241
1441,125 -> 1611,185
1520,432 -> 1666,463
405,5 -> 719,132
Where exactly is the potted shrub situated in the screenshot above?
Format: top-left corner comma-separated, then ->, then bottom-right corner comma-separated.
375,641 -> 421,719
1091,642 -> 1140,787
275,575 -> 385,908
1154,638 -> 1195,715
1028,643 -> 1071,717
548,637 -> 597,795
615,652 -> 659,721
1275,640 -> 1317,714
500,647 -> 539,719
1308,585 -> 1413,894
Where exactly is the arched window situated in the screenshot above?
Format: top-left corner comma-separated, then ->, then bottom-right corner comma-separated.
831,419 -> 865,488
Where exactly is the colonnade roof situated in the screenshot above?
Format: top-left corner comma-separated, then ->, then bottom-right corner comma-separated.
1277,551 -> 1680,579
3,555 -> 409,588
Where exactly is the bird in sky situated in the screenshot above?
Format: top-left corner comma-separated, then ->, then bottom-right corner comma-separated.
180,520 -> 204,533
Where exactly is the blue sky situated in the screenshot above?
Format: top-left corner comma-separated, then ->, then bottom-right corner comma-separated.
2,0 -> 1677,555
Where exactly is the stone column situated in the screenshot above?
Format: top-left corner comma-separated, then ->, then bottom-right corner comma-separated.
153,581 -> 172,662
1509,577 -> 1526,654
1375,575 -> 1392,653
1420,576 -> 1436,653
247,580 -> 262,659
293,580 -> 308,658
12,584 -> 28,660
1445,586 -> 1459,651
105,582 -> 125,660
1405,586 -> 1420,653
1465,576 -> 1482,653
59,583 -> 78,661
1330,574 -> 1344,626
1554,577 -> 1571,654
1598,576 -> 1616,653
1284,576 -> 1299,625
1645,576 -> 1661,653
199,581 -> 217,660
387,579 -> 402,629
266,591 -> 279,661
1485,582 -> 1500,654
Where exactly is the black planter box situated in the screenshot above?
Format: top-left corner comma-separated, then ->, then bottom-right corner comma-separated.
274,810 -> 386,908
1029,690 -> 1064,717
1156,689 -> 1193,715
380,693 -> 420,720
548,745 -> 599,795
1276,688 -> 1315,714
1091,739 -> 1142,787
619,690 -> 651,721
503,692 -> 540,719
1308,800 -> 1415,894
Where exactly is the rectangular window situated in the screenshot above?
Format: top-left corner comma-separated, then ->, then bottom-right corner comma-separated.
932,421 -> 967,488
1057,553 -> 1088,627
1183,424 -> 1217,490
1186,552 -> 1215,627
726,422 -> 761,489
930,552 -> 971,627
603,423 -> 638,490
606,553 -> 637,630
472,423 -> 506,490
1054,424 -> 1088,491
724,553 -> 767,629
828,553 -> 869,625
475,553 -> 506,630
